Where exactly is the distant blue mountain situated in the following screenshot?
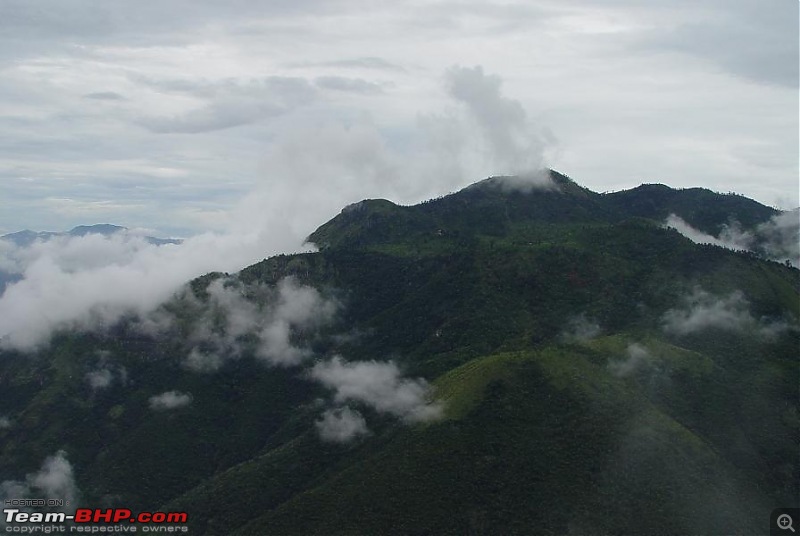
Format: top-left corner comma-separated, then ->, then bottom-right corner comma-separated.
1,224 -> 182,247
0,224 -> 181,295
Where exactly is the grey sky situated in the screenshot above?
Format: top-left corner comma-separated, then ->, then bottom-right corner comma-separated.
1,0 -> 797,237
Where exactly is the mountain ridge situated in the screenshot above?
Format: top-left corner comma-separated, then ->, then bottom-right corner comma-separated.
0,170 -> 797,535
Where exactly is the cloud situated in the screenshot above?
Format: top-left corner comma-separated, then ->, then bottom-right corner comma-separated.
83,92 -> 125,101
561,314 -> 602,343
299,57 -> 405,71
754,209 -> 800,267
315,406 -> 369,443
665,214 -> 738,250
640,0 -> 798,88
175,277 -> 337,371
310,356 -> 442,423
148,390 -> 192,411
0,416 -> 11,429
0,226 -> 311,351
184,347 -> 224,374
608,343 -> 652,378
444,65 -> 551,179
85,367 -> 113,390
136,76 -> 318,134
85,355 -> 126,391
665,211 -> 800,266
0,450 -> 79,505
662,288 -> 789,339
315,76 -> 383,94
0,66 -> 551,352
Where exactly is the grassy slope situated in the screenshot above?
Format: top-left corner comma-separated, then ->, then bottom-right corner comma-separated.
232,343 -> 773,535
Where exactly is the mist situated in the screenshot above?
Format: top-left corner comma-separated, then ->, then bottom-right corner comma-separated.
0,65 -> 550,352
315,407 -> 370,443
662,288 -> 790,339
149,391 -> 193,411
0,451 -> 79,506
310,356 -> 442,424
665,210 -> 800,266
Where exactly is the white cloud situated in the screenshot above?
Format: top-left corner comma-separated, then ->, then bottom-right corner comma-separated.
184,347 -> 224,373
754,210 -> 800,267
310,356 -> 442,423
85,356 -> 126,391
177,277 -> 337,371
0,1 -> 796,241
315,407 -> 369,443
662,288 -> 790,339
445,65 -> 549,178
0,229 -> 310,351
0,450 -> 79,505
148,390 -> 192,411
560,314 -> 602,343
85,367 -> 113,390
608,343 -> 652,378
665,211 -> 800,267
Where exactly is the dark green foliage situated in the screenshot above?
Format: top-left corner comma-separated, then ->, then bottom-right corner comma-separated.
1,170 -> 797,534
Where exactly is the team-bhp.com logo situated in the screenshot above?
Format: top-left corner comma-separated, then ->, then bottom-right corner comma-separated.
4,508 -> 188,533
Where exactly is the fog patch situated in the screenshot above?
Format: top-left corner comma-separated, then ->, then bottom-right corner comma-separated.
0,451 -> 79,506
310,356 -> 442,423
0,231 -> 308,351
662,288 -> 789,339
665,210 -> 799,267
561,314 -> 602,343
315,407 -> 369,443
609,343 -> 653,378
85,354 -> 127,392
148,391 -> 192,411
174,277 -> 338,372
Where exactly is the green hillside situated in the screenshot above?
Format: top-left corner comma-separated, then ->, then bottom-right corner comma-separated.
0,170 -> 797,534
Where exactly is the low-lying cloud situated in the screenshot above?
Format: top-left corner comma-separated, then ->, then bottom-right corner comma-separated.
0,66 -> 551,352
310,356 -> 442,423
85,352 -> 127,391
0,451 -> 79,506
0,230 -> 309,351
662,288 -> 789,339
561,314 -> 602,343
162,277 -> 338,372
315,407 -> 369,443
148,390 -> 193,411
609,343 -> 653,378
665,210 -> 799,267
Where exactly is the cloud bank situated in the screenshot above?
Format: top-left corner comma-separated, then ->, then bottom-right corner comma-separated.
0,229 -> 309,351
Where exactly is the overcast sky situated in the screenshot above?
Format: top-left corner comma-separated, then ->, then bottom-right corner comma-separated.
1,0 -> 797,237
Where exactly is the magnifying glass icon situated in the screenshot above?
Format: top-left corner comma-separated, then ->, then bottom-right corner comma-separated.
778,514 -> 795,532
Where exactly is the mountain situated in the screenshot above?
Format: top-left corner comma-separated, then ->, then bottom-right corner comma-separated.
0,171 -> 797,535
1,224 -> 182,247
0,224 -> 182,294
